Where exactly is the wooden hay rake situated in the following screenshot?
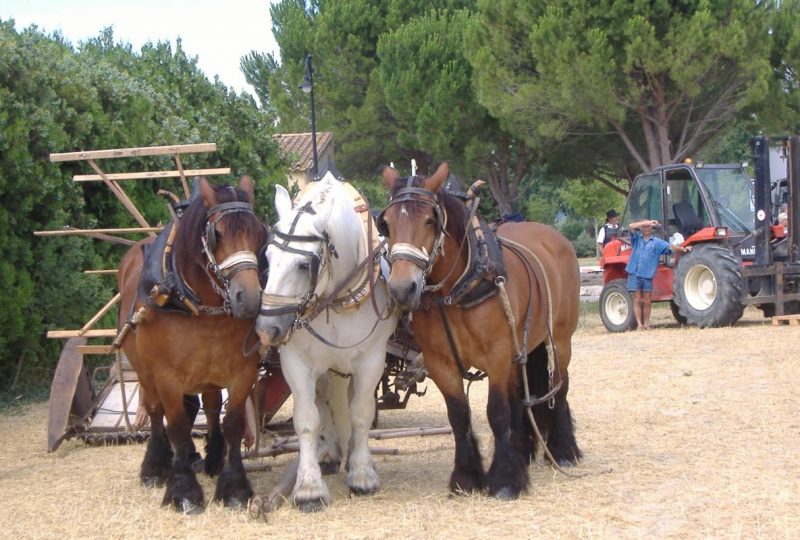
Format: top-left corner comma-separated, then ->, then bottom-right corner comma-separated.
39,143 -> 240,451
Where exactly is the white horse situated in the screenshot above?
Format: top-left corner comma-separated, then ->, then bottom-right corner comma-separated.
255,173 -> 397,512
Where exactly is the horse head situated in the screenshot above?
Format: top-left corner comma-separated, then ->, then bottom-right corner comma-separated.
379,162 -> 450,310
195,175 -> 266,319
256,175 -> 357,345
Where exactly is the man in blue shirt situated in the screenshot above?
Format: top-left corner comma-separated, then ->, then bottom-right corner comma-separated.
626,219 -> 691,329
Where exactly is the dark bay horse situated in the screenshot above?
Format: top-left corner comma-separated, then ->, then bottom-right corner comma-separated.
379,163 -> 582,500
116,176 -> 266,512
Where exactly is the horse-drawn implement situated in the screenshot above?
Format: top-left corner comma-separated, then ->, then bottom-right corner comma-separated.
41,144 -> 584,514
39,144 -> 428,459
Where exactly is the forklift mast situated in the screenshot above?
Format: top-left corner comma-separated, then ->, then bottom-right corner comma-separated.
752,135 -> 800,266
752,136 -> 773,266
789,136 -> 800,264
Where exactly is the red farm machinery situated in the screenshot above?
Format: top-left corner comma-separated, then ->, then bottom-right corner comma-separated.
599,135 -> 800,331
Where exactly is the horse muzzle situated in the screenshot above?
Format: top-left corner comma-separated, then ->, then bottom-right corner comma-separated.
228,279 -> 261,319
255,312 -> 295,346
387,274 -> 423,311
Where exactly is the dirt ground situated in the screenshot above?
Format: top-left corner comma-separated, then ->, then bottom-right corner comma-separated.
1,306 -> 798,539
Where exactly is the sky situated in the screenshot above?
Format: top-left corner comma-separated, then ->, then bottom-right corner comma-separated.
1,0 -> 280,96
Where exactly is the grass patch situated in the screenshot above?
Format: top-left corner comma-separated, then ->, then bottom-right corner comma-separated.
0,384 -> 49,413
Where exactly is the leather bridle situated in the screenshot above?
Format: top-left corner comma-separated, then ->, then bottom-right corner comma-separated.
200,200 -> 260,314
259,201 -> 337,322
377,178 -> 448,283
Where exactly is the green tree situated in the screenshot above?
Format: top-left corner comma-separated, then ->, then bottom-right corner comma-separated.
0,21 -> 282,395
247,1 -> 541,214
469,0 -> 776,180
762,0 -> 800,133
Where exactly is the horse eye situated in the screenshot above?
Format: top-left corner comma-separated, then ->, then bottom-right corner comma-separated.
298,261 -> 310,271
425,217 -> 435,227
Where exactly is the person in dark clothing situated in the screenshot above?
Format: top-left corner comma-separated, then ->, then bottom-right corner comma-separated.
596,209 -> 620,253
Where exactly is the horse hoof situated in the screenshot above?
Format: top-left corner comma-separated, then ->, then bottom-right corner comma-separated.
141,476 -> 165,489
493,486 -> 520,501
296,498 -> 328,513
175,498 -> 204,515
319,460 -> 341,476
224,497 -> 248,510
556,458 -> 576,467
349,485 -> 378,497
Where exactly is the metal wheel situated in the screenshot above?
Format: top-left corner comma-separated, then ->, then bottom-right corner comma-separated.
673,244 -> 744,328
599,279 -> 637,332
683,263 -> 717,310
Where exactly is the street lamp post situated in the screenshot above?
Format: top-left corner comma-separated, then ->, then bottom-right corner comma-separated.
299,54 -> 318,179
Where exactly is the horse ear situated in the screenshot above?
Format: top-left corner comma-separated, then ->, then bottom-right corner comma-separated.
383,166 -> 400,190
274,184 -> 293,221
239,175 -> 254,203
199,177 -> 216,208
425,162 -> 449,193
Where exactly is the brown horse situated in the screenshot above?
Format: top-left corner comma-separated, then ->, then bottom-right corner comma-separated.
379,163 -> 581,500
116,176 -> 266,512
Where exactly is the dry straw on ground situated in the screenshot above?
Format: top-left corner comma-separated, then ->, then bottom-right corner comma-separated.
1,306 -> 798,539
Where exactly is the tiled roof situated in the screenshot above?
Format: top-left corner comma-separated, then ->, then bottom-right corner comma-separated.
273,132 -> 333,172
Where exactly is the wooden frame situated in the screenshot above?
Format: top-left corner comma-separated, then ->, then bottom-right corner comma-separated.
42,144 -> 231,450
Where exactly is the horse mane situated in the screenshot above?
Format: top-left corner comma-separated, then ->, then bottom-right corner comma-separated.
173,184 -> 262,274
388,175 -> 468,243
296,179 -> 363,271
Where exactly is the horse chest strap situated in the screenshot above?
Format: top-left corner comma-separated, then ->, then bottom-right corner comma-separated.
435,300 -> 486,382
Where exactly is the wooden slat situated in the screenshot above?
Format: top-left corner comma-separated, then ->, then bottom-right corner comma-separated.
83,269 -> 118,275
772,314 -> 800,326
174,155 -> 191,197
73,167 -> 230,182
79,293 -> 121,335
81,232 -> 137,246
86,159 -> 155,236
47,329 -> 117,339
35,227 -> 162,236
50,143 -> 218,162
76,345 -> 116,355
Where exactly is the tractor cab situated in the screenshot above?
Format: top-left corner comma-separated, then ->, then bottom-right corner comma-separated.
616,162 -> 755,260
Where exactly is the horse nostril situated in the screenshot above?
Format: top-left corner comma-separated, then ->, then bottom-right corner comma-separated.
269,326 -> 282,340
408,281 -> 417,294
235,290 -> 244,304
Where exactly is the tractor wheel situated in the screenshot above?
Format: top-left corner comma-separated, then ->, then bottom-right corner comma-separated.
669,300 -> 687,326
673,244 -> 745,328
599,279 -> 637,332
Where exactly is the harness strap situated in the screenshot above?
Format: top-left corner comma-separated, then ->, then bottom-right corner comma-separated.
217,251 -> 259,277
435,299 -> 486,382
299,314 -> 383,350
498,236 -> 562,407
